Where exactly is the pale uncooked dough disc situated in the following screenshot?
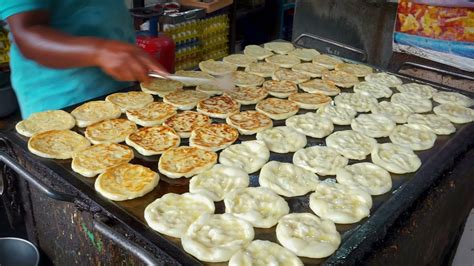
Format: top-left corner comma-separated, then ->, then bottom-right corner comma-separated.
335,63 -> 373,77
264,42 -> 295,54
263,80 -> 298,98
229,240 -> 303,266
95,163 -> 159,201
389,124 -> 437,151
285,113 -> 334,138
256,98 -> 299,120
266,55 -> 301,68
224,86 -> 268,105
351,113 -> 396,138
396,83 -> 437,99
163,111 -> 211,138
28,130 -> 90,159
174,70 -> 215,87
126,102 -> 177,127
291,63 -> 328,78
364,72 -> 402,87
390,92 -> 433,113
144,193 -> 215,238
199,59 -> 237,76
433,103 -> 474,124
371,143 -> 421,174
370,101 -> 413,124
71,143 -> 134,178
105,91 -> 154,112
276,213 -> 341,259
288,92 -> 332,110
293,146 -> 348,176
125,125 -> 180,156
272,69 -> 311,84
189,164 -> 249,202
224,187 -> 289,228
232,71 -> 265,87
259,161 -> 319,197
334,92 -> 378,112
226,111 -> 273,135
16,110 -> 76,138
190,124 -> 239,152
288,48 -> 320,61
85,118 -> 137,145
353,81 -> 392,99
325,130 -> 377,160
316,104 -> 357,125
223,54 -> 257,68
322,70 -> 360,88
140,78 -> 183,97
256,126 -> 307,153
181,213 -> 254,263
219,140 -> 270,174
196,95 -> 240,119
243,45 -> 274,60
312,54 -> 343,69
336,162 -> 392,195
432,91 -> 473,107
245,62 -> 280,78
309,182 -> 372,224
71,100 -> 122,128
299,79 -> 341,96
407,114 -> 456,135
163,90 -> 209,110
158,146 -> 217,178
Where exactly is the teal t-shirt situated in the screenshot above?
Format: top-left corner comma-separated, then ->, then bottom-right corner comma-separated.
0,0 -> 135,118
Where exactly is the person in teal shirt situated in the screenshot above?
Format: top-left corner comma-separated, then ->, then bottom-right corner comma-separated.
1,0 -> 167,118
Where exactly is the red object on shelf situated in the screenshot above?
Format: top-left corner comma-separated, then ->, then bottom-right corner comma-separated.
136,35 -> 176,73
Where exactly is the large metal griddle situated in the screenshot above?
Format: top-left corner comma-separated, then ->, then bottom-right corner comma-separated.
1,39 -> 473,265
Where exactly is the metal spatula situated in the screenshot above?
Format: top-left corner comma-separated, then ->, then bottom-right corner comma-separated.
149,72 -> 234,92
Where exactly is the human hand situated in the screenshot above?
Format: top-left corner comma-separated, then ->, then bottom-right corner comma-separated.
94,40 -> 169,82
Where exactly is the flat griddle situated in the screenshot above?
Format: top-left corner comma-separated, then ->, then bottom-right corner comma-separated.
1,58 -> 473,265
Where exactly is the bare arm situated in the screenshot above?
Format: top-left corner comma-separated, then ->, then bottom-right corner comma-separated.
7,10 -> 167,82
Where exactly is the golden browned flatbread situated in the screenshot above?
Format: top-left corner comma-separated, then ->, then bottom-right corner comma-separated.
158,146 -> 218,178
322,70 -> 360,88
163,111 -> 212,138
245,62 -> 280,78
105,91 -> 154,112
232,71 -> 265,87
224,87 -> 268,105
335,63 -> 373,77
71,101 -> 122,127
299,79 -> 341,96
85,119 -> 137,145
126,102 -> 177,127
256,98 -> 299,120
199,60 -> 237,76
16,110 -> 75,137
71,143 -> 134,177
272,69 -> 310,84
262,80 -> 298,98
163,90 -> 209,110
28,130 -> 90,159
125,125 -> 180,156
190,124 -> 239,151
226,111 -> 273,135
140,78 -> 184,97
288,93 -> 332,110
95,163 -> 159,201
196,95 -> 241,119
